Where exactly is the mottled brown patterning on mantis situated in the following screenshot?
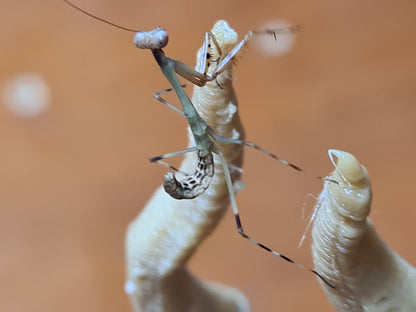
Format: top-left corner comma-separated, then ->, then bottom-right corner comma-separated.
64,0 -> 333,288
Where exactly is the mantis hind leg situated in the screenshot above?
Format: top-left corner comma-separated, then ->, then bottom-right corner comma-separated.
216,149 -> 335,289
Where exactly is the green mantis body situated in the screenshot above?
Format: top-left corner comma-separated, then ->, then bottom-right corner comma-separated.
64,0 -> 334,288
137,24 -> 333,288
152,50 -> 218,198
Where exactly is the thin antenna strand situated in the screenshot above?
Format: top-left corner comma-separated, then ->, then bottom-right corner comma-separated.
63,0 -> 140,33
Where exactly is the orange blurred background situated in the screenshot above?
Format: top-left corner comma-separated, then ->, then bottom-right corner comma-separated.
1,0 -> 415,311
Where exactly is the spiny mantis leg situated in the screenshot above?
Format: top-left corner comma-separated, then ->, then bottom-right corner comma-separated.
152,85 -> 335,286
150,147 -> 197,179
150,146 -> 197,163
215,136 -> 337,183
62,0 -> 335,287
174,26 -> 302,88
153,160 -> 184,175
141,20 -> 333,284
64,0 -> 302,89
216,149 -> 335,289
153,88 -> 334,183
171,31 -> 230,87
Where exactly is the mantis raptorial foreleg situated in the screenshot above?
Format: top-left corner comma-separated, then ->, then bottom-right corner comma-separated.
170,26 -> 303,87
64,0 -> 334,288
141,22 -> 334,287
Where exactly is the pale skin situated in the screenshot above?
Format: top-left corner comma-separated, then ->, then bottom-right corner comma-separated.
63,0 -> 332,287
126,146 -> 416,311
63,2 -> 416,309
312,150 -> 416,311
130,33 -> 416,308
135,25 -> 335,287
125,20 -> 249,312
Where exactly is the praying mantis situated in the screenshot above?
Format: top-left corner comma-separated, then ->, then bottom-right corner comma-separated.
64,0 -> 334,288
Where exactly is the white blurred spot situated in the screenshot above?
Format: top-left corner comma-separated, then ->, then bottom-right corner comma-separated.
124,280 -> 136,294
3,73 -> 50,117
229,164 -> 243,174
231,128 -> 241,139
233,180 -> 246,194
254,20 -> 297,57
